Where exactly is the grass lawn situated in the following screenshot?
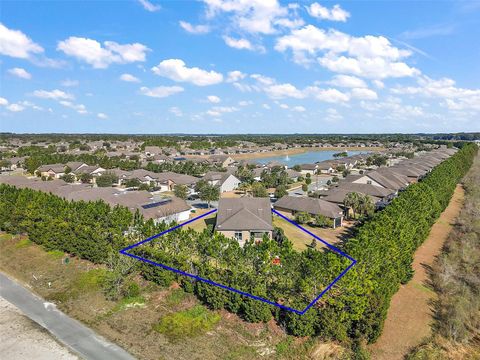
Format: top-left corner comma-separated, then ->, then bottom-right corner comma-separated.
182,209 -> 216,232
273,216 -> 345,252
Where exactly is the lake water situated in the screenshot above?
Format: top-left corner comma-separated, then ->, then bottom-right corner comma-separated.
251,150 -> 369,166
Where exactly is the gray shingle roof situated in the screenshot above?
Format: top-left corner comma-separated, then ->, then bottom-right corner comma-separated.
274,195 -> 343,219
216,198 -> 273,231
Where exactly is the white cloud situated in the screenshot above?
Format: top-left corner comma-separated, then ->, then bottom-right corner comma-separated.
264,83 -> 305,99
307,3 -> 350,22
19,100 -> 43,111
392,76 -> 480,111
140,85 -> 184,98
328,74 -> 366,88
207,95 -> 221,103
279,103 -> 289,109
0,97 -> 8,106
306,87 -> 350,103
169,107 -> 183,116
179,21 -> 210,34
120,73 -> 141,83
350,87 -> 378,100
275,25 -> 418,78
206,105 -> 239,116
8,67 -> 31,79
0,23 -> 43,59
227,70 -> 247,82
138,0 -> 161,12
325,108 -> 343,121
204,0 -> 291,35
360,97 -> 425,119
372,80 -> 384,89
238,100 -> 252,106
6,103 -> 25,112
223,36 -> 264,52
151,59 -> 223,86
57,37 -> 149,69
33,89 -> 74,100
292,105 -> 306,112
59,100 -> 87,114
61,79 -> 79,87
97,112 -> 108,119
262,103 -> 271,109
318,54 -> 419,79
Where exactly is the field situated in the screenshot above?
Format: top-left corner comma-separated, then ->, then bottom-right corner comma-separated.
369,184 -> 465,359
0,233 -> 349,360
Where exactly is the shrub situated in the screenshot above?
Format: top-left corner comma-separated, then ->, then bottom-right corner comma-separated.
152,305 -> 220,340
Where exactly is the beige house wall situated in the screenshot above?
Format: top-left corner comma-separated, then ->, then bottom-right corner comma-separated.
217,229 -> 272,246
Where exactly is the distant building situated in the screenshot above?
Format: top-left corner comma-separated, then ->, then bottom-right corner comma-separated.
203,171 -> 241,193
36,164 -> 66,179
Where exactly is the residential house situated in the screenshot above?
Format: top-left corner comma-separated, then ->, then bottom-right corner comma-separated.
216,198 -> 273,246
202,171 -> 241,193
144,146 -> 162,157
315,160 -> 336,174
36,164 -> 66,179
298,163 -> 318,176
274,195 -> 343,228
208,155 -> 235,168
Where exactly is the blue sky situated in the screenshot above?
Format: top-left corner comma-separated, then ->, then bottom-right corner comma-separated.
1,0 -> 479,134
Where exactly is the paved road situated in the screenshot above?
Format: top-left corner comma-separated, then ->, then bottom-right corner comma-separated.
0,272 -> 135,360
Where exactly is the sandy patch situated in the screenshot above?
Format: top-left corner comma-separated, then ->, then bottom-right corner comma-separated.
0,296 -> 80,360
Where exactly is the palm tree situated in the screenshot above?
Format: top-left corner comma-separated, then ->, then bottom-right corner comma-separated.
358,194 -> 375,218
344,192 -> 360,220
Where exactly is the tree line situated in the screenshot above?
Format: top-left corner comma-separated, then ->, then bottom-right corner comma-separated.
0,143 -> 476,343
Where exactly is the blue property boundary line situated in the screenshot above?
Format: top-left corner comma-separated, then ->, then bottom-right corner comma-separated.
120,207 -> 356,315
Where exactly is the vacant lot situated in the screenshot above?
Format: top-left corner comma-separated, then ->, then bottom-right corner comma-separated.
369,184 -> 465,360
0,233 -> 344,360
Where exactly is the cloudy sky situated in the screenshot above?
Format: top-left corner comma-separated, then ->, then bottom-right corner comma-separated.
1,0 -> 479,134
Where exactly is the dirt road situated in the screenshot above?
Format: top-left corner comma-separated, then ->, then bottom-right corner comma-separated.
369,184 -> 465,360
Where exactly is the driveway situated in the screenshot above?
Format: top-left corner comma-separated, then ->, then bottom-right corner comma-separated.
288,175 -> 333,196
0,272 -> 135,360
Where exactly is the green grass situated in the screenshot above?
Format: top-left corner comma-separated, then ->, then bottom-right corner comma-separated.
153,305 -> 221,340
15,238 -> 32,248
47,249 -> 65,259
74,268 -> 109,292
0,233 -> 14,242
165,288 -> 188,306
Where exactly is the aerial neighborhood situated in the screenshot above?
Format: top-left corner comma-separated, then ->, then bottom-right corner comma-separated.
0,135 -> 458,247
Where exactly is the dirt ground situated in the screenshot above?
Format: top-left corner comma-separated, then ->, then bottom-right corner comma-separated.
369,184 -> 465,360
0,296 -> 80,360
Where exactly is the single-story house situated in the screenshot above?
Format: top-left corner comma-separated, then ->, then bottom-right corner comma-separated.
298,163 -> 318,176
216,198 -> 273,246
36,164 -> 66,179
202,171 -> 241,193
273,195 -> 343,228
208,155 -> 236,168
315,160 -> 336,174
